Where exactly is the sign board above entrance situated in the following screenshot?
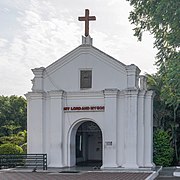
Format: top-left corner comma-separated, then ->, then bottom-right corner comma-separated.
64,106 -> 105,112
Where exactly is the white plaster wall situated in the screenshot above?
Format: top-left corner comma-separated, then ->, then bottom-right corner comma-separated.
43,53 -> 127,92
137,91 -> 146,167
117,91 -> 126,166
26,89 -> 154,169
123,90 -> 139,168
44,96 -> 51,165
26,41 -> 154,169
26,93 -> 44,154
47,92 -> 105,167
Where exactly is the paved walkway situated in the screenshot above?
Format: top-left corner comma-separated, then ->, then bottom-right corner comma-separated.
157,178 -> 180,180
0,166 -> 164,180
0,171 -> 151,180
1,166 -> 180,179
156,167 -> 180,180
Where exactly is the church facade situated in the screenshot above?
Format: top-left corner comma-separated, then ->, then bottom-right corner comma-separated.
25,35 -> 154,169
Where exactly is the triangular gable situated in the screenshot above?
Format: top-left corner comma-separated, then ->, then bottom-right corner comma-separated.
45,44 -> 126,76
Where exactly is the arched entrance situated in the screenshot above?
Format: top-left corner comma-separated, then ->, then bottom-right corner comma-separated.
69,120 -> 103,167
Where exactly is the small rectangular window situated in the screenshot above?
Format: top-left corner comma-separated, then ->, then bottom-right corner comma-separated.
80,70 -> 92,89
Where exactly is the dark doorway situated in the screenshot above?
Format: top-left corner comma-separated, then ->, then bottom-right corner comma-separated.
76,121 -> 102,167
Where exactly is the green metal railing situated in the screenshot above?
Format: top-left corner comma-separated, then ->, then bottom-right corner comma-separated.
0,154 -> 47,170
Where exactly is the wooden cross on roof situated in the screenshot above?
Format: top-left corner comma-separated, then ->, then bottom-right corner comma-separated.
78,9 -> 96,37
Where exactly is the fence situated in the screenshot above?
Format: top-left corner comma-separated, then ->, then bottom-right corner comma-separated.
0,154 -> 47,170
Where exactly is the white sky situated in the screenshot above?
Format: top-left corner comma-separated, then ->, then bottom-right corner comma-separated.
0,0 -> 158,96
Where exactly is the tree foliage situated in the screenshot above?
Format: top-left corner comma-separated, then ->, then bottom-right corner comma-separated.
127,0 -> 180,109
146,74 -> 172,128
127,0 -> 180,164
0,96 -> 27,154
0,130 -> 27,146
0,96 -> 27,136
153,129 -> 174,166
127,0 -> 180,63
147,74 -> 180,164
0,143 -> 23,154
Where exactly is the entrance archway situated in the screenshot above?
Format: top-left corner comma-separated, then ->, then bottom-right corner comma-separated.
69,120 -> 103,167
76,121 -> 102,167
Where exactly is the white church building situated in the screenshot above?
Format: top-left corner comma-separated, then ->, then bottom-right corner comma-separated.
25,10 -> 154,169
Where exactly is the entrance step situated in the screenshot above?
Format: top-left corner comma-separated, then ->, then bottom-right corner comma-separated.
76,160 -> 102,167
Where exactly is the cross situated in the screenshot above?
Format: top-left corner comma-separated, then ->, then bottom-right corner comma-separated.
78,9 -> 96,37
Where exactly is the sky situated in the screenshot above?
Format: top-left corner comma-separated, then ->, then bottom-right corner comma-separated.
0,0 -> 158,96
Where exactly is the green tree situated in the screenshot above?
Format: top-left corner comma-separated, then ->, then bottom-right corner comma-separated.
127,0 -> 180,63
147,74 -> 180,164
127,0 -> 180,163
17,130 -> 27,144
126,0 -> 180,107
0,130 -> 27,153
0,130 -> 27,146
0,135 -> 24,146
146,74 -> 172,129
0,143 -> 23,154
0,96 -> 27,136
1,122 -> 21,136
153,129 -> 174,166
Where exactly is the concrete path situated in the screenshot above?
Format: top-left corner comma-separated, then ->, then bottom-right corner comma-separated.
0,171 -> 152,180
156,167 -> 180,180
0,166 -> 163,180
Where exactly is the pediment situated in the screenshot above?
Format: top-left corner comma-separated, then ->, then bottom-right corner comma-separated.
31,42 -> 142,92
45,44 -> 126,76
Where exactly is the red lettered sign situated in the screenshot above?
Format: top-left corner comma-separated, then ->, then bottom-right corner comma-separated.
64,106 -> 105,112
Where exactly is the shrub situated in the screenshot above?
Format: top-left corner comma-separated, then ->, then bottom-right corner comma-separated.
21,143 -> 27,154
0,144 -> 24,168
153,129 -> 174,166
0,143 -> 23,154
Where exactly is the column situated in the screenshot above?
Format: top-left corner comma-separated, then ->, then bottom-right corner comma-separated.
126,64 -> 140,89
137,90 -> 146,167
123,90 -> 139,168
25,92 -> 44,153
31,67 -> 45,92
117,91 -> 125,166
48,90 -> 64,167
103,89 -> 118,168
144,91 -> 155,167
139,75 -> 147,90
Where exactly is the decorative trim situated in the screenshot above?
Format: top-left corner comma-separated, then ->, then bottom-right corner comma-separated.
104,89 -> 119,97
47,90 -> 64,98
139,90 -> 147,97
124,89 -> 139,96
32,67 -> 45,77
145,91 -> 155,98
64,90 -> 104,98
25,91 -> 45,100
44,45 -> 127,77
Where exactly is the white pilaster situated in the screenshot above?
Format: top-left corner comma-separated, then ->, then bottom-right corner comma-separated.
137,90 -> 146,167
139,75 -> 147,90
117,91 -> 125,166
103,89 -> 118,168
25,92 -> 45,153
48,90 -> 64,167
144,91 -> 154,167
123,90 -> 139,168
126,64 -> 140,89
31,67 -> 45,92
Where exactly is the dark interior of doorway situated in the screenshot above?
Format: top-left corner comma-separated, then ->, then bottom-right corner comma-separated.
76,121 -> 102,167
